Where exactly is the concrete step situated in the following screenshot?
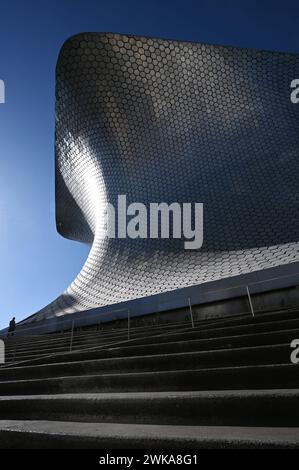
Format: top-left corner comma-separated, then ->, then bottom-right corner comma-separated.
7,309 -> 263,345
1,307 -> 299,449
0,344 -> 292,381
0,390 -> 298,427
4,314 -> 299,363
0,420 -> 298,449
4,326 -> 298,368
5,314 -> 299,357
120,318 -> 299,348
3,314 -> 227,349
0,364 -> 297,395
11,307 -> 298,346
4,330 -> 133,354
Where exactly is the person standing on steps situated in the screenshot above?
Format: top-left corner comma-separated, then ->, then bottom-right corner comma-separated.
7,317 -> 16,337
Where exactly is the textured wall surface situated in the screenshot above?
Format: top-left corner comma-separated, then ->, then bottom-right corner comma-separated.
30,33 -> 299,321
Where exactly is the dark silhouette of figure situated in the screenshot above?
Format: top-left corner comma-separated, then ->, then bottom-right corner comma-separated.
7,317 -> 16,337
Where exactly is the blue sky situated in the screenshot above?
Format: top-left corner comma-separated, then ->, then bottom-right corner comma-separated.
0,0 -> 299,329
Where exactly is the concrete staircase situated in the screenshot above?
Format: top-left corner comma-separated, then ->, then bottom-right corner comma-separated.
0,309 -> 298,448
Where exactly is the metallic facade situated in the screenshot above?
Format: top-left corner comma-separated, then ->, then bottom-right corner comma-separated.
30,33 -> 299,321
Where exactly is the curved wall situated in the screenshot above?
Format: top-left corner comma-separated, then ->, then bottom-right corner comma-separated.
28,33 -> 299,322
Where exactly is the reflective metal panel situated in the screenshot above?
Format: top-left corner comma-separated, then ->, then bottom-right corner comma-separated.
30,33 -> 299,321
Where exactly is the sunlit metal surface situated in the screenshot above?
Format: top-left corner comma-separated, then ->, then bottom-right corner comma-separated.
29,33 -> 299,321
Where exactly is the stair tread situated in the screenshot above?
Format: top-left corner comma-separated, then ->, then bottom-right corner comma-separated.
0,362 -> 294,385
0,420 -> 298,448
3,326 -> 298,369
1,308 -> 298,448
0,388 -> 298,401
0,342 -> 290,374
4,315 -> 299,356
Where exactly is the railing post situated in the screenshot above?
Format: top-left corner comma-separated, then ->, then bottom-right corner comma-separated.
127,309 -> 130,341
188,297 -> 195,328
246,286 -> 255,317
69,320 -> 75,352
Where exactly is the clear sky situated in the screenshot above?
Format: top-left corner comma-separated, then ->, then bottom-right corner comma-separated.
0,0 -> 299,329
